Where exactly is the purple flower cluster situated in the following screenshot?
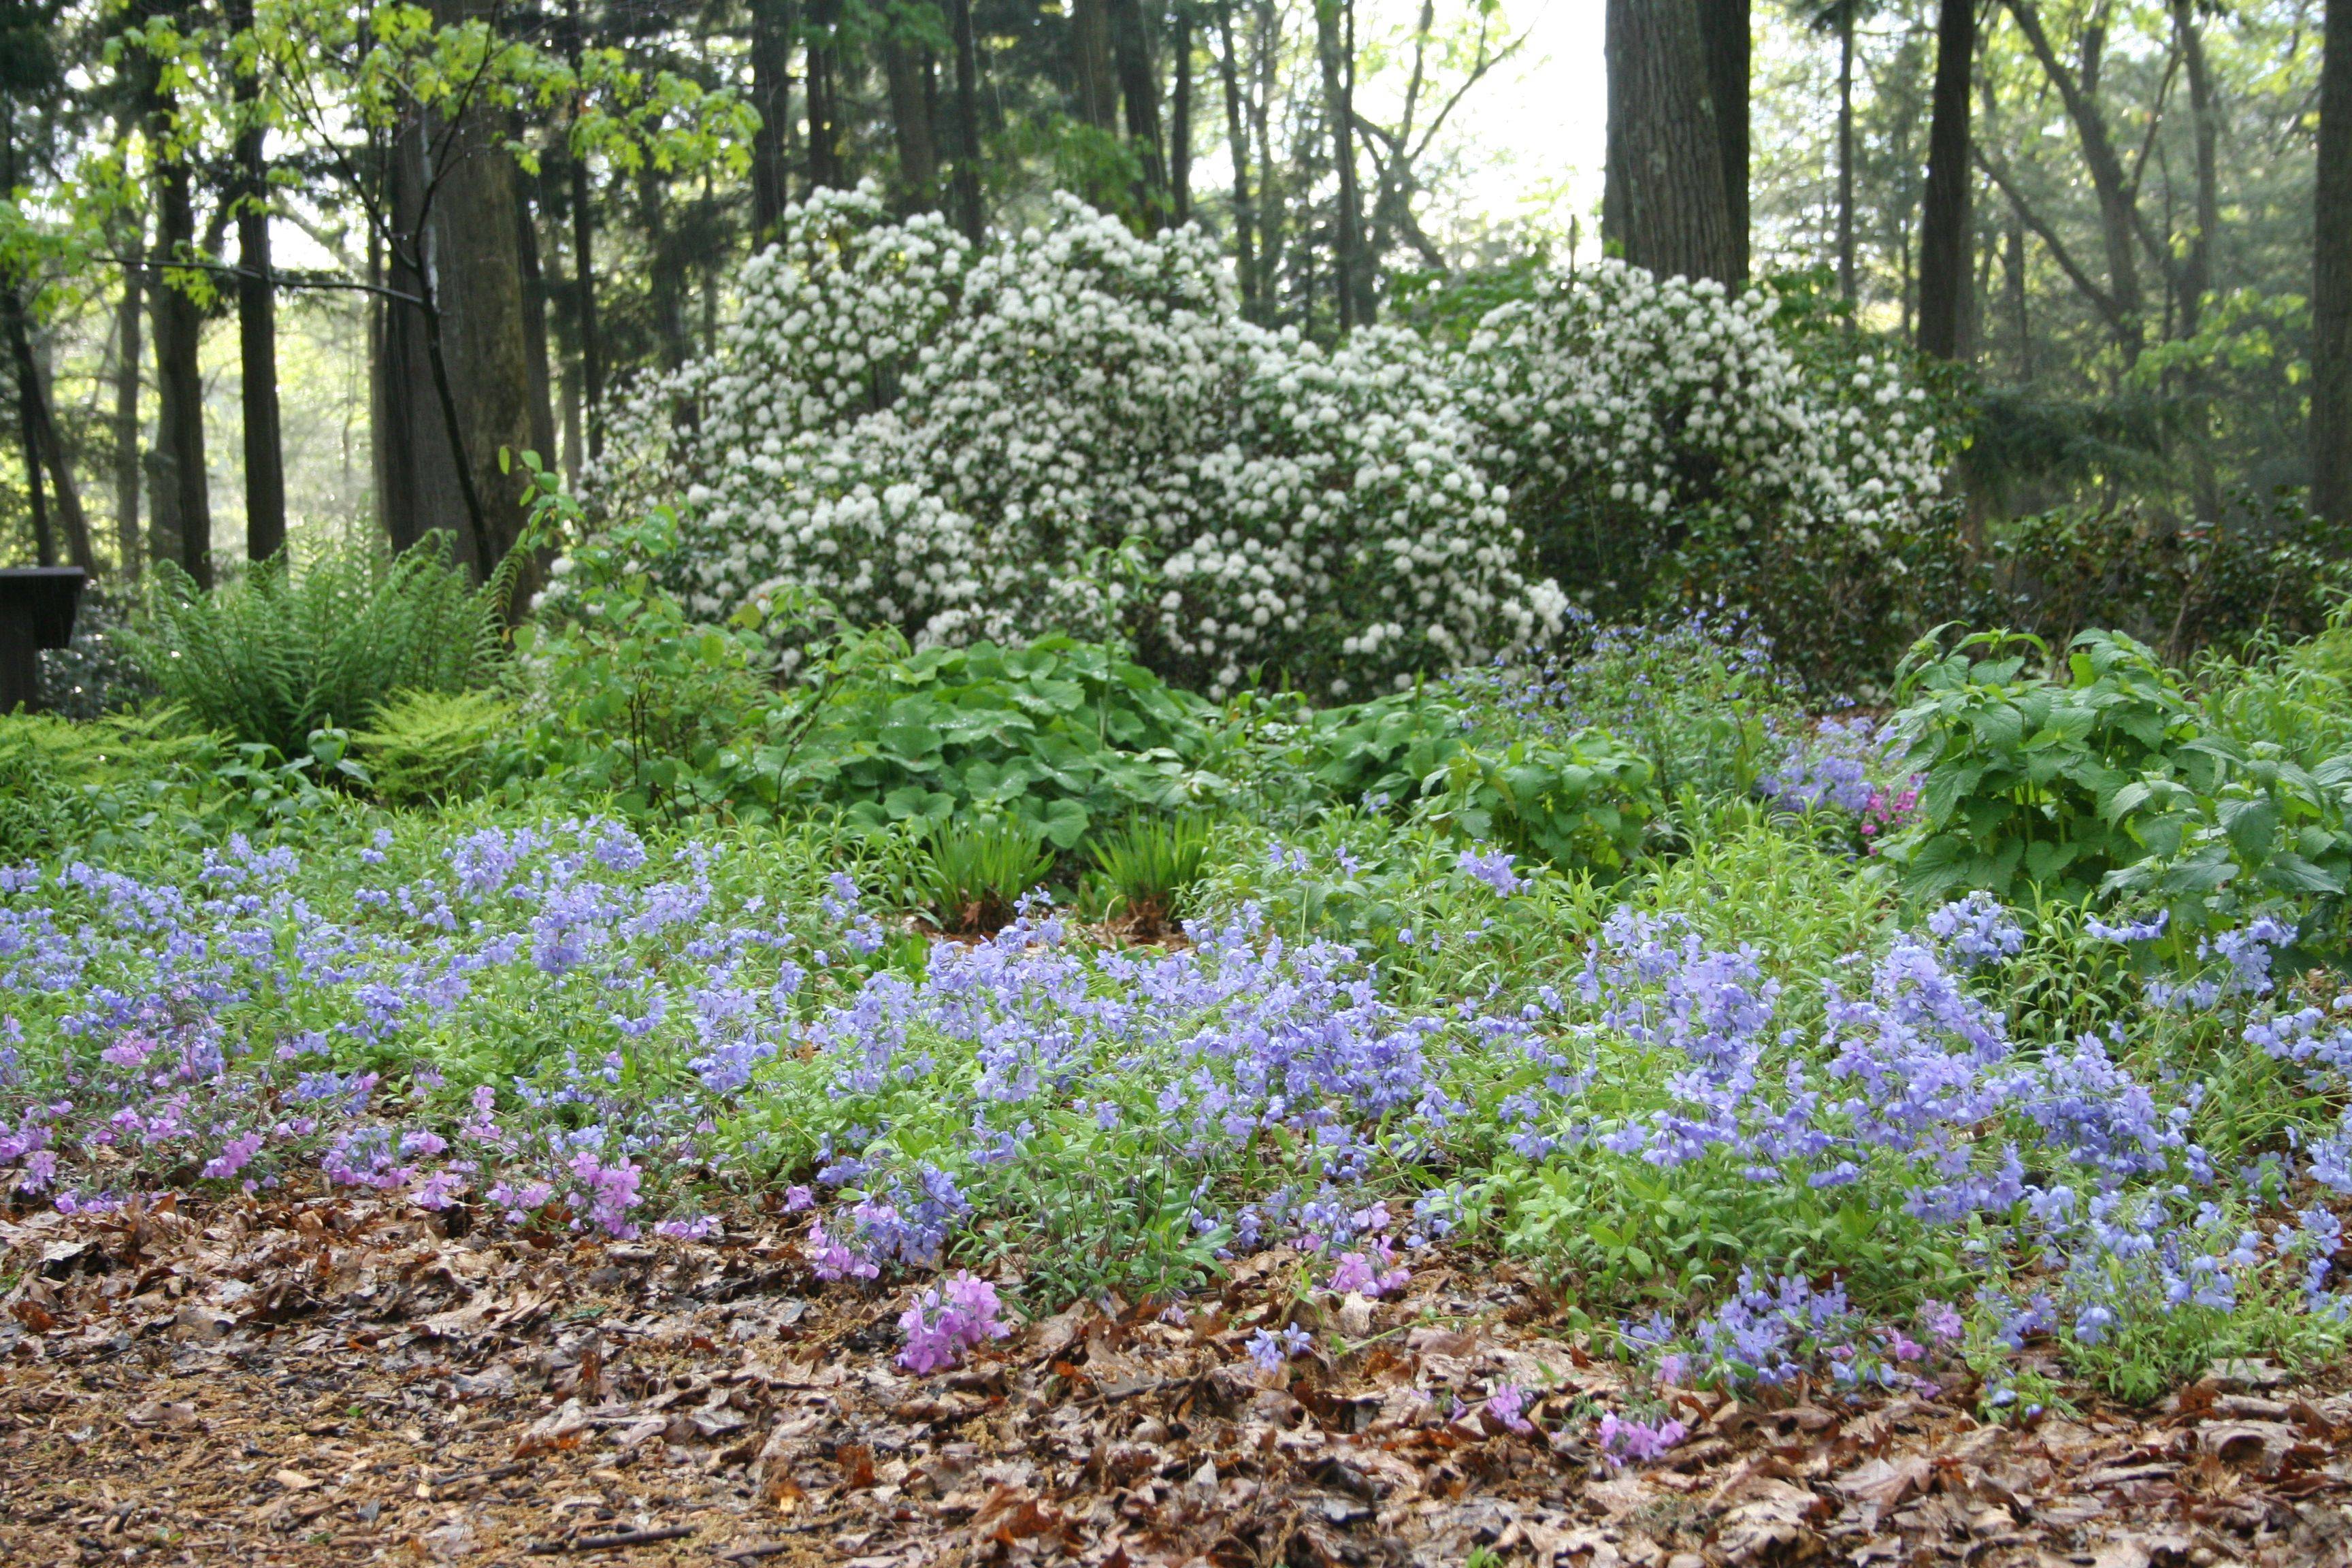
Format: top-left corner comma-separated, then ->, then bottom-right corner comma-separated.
1594,1411 -> 1687,1467
1624,1271 -> 1957,1396
1758,717 -> 1886,815
898,1271 -> 1012,1373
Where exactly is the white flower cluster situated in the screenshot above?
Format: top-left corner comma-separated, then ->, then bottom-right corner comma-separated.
1462,263 -> 1944,560
583,190 -> 1941,695
585,184 -> 1559,696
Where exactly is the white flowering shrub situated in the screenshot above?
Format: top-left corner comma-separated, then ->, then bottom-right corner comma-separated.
582,189 -> 1953,694
586,184 -> 1561,696
1460,263 -> 1959,681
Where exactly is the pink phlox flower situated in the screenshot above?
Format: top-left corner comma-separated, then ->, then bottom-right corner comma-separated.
1486,1383 -> 1535,1435
897,1271 -> 1012,1374
1595,1411 -> 1688,1468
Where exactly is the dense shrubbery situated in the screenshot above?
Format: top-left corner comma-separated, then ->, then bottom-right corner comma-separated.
582,184 -> 1961,696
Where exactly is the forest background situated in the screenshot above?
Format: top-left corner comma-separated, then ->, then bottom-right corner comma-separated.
0,0 -> 2345,689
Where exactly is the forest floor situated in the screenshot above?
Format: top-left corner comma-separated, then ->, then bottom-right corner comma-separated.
4,1193 -> 2351,1568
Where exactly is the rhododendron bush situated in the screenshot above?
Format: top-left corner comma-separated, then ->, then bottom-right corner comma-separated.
580,184 -> 1954,695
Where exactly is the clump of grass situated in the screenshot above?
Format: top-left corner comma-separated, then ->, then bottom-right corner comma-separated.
1088,813 -> 1213,938
918,817 -> 1054,934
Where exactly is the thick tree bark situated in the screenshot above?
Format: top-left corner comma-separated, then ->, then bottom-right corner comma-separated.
749,0 -> 795,240
1216,0 -> 1256,311
112,238 -> 143,581
2317,0 -> 2351,526
223,0 -> 285,566
885,33 -> 941,211
1107,0 -> 1168,223
1697,0 -> 1748,287
1916,0 -> 1974,359
1604,0 -> 1737,287
153,147 -> 212,588
946,0 -> 985,243
1071,0 -> 1120,129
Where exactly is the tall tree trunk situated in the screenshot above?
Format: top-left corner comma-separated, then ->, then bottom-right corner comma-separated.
153,144 -> 212,588
1171,7 -> 1192,226
377,0 -> 537,579
7,302 -> 53,568
2171,0 -> 2219,339
1216,0 -> 1257,313
749,0 -> 795,240
1916,0 -> 1974,359
1837,2 -> 1855,300
947,0 -> 985,243
1604,0 -> 1737,287
2316,0 -> 2351,527
1071,0 -> 1120,129
1250,0 -> 1279,312
516,161 -> 557,463
113,234 -> 144,581
1697,0 -> 1748,287
22,336 -> 95,572
1107,0 -> 1168,223
806,0 -> 849,191
885,33 -> 941,212
562,0 -> 604,459
223,0 -> 285,566
1316,0 -> 1366,324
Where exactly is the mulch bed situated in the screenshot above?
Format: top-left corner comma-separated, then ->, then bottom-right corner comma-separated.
5,1192 -> 2351,1567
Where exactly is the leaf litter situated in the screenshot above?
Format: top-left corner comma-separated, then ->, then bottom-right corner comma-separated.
6,1190 -> 2352,1567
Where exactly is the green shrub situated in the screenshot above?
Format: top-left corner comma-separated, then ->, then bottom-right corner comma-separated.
352,689 -> 520,807
1884,627 -> 2352,936
1882,629 -> 2209,901
917,817 -> 1056,934
1422,733 -> 1659,877
131,533 -> 504,759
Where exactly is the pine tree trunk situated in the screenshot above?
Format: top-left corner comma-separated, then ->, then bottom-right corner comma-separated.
1838,3 -> 1855,301
564,0 -> 604,458
947,0 -> 985,243
24,336 -> 94,573
749,0 -> 795,240
885,33 -> 941,211
1071,0 -> 1120,130
1697,0 -> 1748,287
112,237 -> 143,581
153,146 -> 212,588
2173,0 -> 2219,339
1107,0 -> 1168,223
516,161 -> 557,463
2316,0 -> 2352,526
806,0 -> 849,191
1316,0 -> 1366,324
1171,9 -> 1192,226
1216,0 -> 1256,312
1916,0 -> 1974,359
1603,0 -> 1737,287
224,0 -> 285,566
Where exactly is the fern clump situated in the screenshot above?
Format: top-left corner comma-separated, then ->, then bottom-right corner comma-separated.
131,533 -> 504,759
351,689 -> 519,806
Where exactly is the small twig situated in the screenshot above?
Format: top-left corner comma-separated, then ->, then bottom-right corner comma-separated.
717,1526 -> 830,1560
525,1523 -> 696,1554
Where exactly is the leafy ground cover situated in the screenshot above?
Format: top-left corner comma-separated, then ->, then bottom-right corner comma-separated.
18,549 -> 2352,1563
